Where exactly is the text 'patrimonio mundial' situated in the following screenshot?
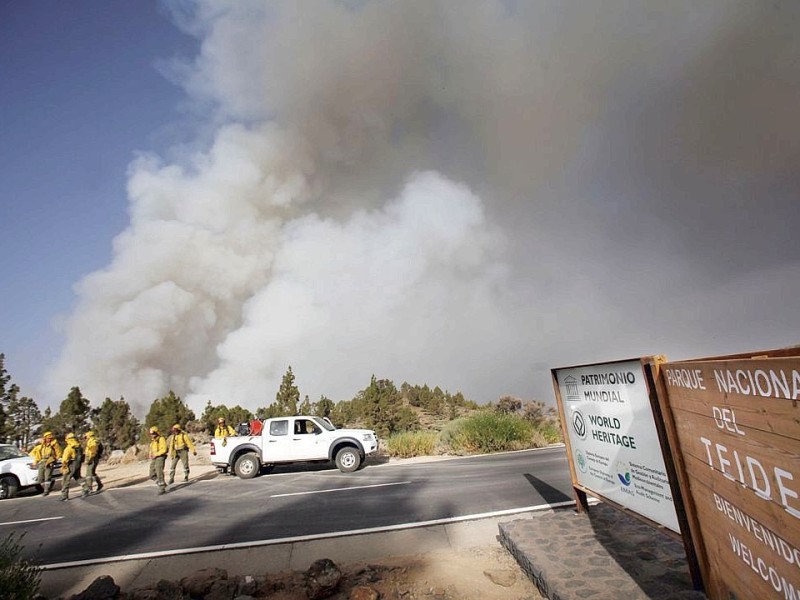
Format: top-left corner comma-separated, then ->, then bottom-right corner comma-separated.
580,371 -> 636,386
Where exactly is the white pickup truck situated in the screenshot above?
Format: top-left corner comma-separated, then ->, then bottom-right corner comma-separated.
0,443 -> 61,499
210,416 -> 379,479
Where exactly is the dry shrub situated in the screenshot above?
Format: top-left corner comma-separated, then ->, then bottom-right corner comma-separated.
385,431 -> 439,458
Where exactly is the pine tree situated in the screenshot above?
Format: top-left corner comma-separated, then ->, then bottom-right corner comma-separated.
200,400 -> 220,432
330,399 -> 355,427
144,391 -> 195,435
274,366 -> 299,417
42,386 -> 91,438
355,375 -> 415,437
225,406 -> 253,431
313,395 -> 335,419
298,395 -> 312,416
62,386 -> 92,431
255,405 -> 280,420
0,354 -> 9,397
200,401 -> 253,433
0,354 -> 11,442
5,395 -> 41,449
92,397 -> 140,450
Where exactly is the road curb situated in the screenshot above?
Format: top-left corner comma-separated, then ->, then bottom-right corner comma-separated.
38,509 -> 551,597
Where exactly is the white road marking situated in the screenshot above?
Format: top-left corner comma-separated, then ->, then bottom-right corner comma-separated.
39,500 -> 582,570
270,481 -> 411,498
0,516 -> 64,527
364,444 -> 567,470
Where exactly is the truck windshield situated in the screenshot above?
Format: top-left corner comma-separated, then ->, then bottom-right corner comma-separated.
0,445 -> 28,461
312,417 -> 335,431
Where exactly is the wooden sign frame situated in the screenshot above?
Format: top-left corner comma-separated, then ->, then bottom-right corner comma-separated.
654,347 -> 800,600
552,357 -> 680,529
552,356 -> 704,590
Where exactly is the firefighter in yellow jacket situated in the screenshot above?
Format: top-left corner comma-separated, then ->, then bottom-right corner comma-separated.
148,426 -> 168,495
167,424 -> 196,484
81,431 -> 104,496
29,432 -> 61,496
214,417 -> 236,440
59,433 -> 84,501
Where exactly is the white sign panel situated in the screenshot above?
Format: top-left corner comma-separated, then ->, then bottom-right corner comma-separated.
555,359 -> 680,533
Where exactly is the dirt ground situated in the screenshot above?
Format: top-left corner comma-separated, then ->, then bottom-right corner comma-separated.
91,446 -> 544,599
344,547 -> 542,599
259,547 -> 544,599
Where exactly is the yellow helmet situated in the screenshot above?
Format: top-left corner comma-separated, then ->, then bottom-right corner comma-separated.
84,431 -> 95,438
43,431 -> 53,439
65,433 -> 76,440
149,426 -> 159,434
172,423 -> 181,431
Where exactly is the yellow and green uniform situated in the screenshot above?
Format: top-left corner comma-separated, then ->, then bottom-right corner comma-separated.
82,433 -> 103,494
167,430 -> 196,484
60,438 -> 83,499
149,433 -> 168,494
30,439 -> 62,495
214,424 -> 236,438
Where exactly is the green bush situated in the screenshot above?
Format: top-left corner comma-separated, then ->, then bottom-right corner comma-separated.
441,412 -> 535,454
438,417 -> 468,455
386,431 -> 439,458
0,533 -> 41,600
387,412 -> 563,458
538,422 -> 564,444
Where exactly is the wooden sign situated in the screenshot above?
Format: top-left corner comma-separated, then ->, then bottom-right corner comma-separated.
659,353 -> 800,600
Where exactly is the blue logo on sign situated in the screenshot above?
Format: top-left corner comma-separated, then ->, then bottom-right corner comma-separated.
617,471 -> 632,486
576,450 -> 587,473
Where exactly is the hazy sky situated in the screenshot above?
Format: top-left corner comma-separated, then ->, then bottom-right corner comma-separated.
2,1 -> 798,417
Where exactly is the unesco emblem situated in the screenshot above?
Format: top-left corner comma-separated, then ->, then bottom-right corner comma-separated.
576,449 -> 588,473
572,410 -> 587,440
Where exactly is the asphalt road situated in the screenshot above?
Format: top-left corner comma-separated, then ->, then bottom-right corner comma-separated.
1,447 -> 573,566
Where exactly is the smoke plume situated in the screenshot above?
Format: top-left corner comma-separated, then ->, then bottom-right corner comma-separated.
48,1 -> 800,415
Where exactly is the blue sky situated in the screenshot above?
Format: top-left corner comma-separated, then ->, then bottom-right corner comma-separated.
1,2 -> 798,416
1,2 -> 196,402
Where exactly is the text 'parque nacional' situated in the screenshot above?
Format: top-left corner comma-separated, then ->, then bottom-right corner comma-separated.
664,365 -> 800,400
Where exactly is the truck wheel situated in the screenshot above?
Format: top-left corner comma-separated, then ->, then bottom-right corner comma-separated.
234,453 -> 261,479
335,447 -> 361,473
0,476 -> 19,500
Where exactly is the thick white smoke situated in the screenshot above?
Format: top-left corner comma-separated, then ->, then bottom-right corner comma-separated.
191,170 -> 512,407
48,1 -> 800,415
